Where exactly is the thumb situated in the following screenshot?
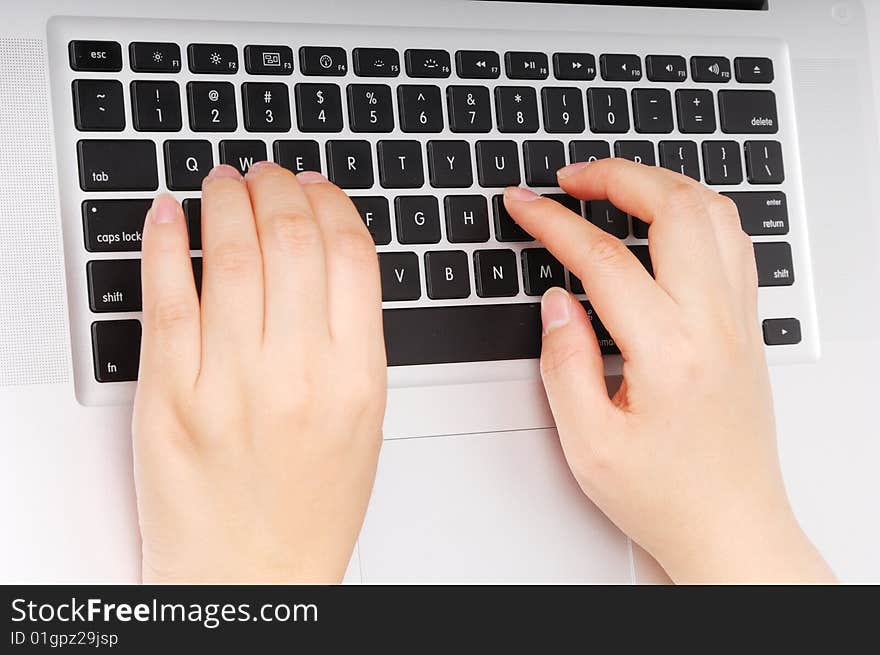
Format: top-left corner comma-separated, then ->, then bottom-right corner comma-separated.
539,287 -> 614,428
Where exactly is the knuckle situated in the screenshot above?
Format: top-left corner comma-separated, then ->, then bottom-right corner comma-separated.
662,182 -> 705,215
332,226 -> 377,266
585,233 -> 628,270
265,212 -> 322,253
209,240 -> 259,277
147,296 -> 198,332
540,338 -> 586,380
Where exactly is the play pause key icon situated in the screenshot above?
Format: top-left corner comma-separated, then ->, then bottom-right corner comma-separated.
553,52 -> 597,80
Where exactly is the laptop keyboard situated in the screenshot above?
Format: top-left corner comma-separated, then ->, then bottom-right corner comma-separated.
51,19 -> 812,402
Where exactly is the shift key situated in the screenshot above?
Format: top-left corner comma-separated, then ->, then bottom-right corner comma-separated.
754,242 -> 794,287
88,259 -> 142,312
77,140 -> 159,191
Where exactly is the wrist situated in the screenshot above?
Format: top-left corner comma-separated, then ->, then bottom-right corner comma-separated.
650,499 -> 836,584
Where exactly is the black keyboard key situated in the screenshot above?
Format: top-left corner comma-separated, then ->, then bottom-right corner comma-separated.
326,140 -> 374,189
72,79 -> 125,131
645,55 -> 687,82
130,42 -> 181,73
495,87 -> 539,133
187,81 -> 237,131
77,140 -> 158,191
383,303 -> 543,365
427,141 -> 473,188
378,140 -> 424,188
570,140 -> 611,163
398,85 -> 444,132
659,140 -> 701,181
632,89 -> 674,134
587,88 -> 629,133
553,53 -> 596,81
600,54 -> 642,81
295,83 -> 343,132
702,141 -> 743,185
524,140 -> 566,186
492,194 -> 532,242
425,250 -> 471,299
181,198 -> 202,249
762,318 -> 801,346
188,44 -> 238,74
676,89 -> 716,133
722,191 -> 788,236
353,48 -> 401,77
447,85 -> 492,133
405,49 -> 451,78
587,200 -> 629,239
347,84 -> 394,132
615,140 -> 656,166
87,259 -> 142,312
505,51 -> 549,80
82,199 -> 151,252
164,139 -> 213,190
542,193 -> 582,216
745,141 -> 785,184
395,196 -> 441,244
754,242 -> 794,287
379,252 -> 421,301
300,46 -> 347,75
476,141 -> 521,187
719,90 -> 778,134
444,195 -> 490,243
474,249 -> 519,297
351,196 -> 392,245
273,140 -> 321,173
69,40 -> 122,72
542,87 -> 585,133
219,140 -> 267,175
131,81 -> 182,131
92,320 -> 141,382
735,57 -> 774,84
691,56 -> 731,83
455,50 -> 501,79
522,248 -> 565,296
244,45 -> 294,75
242,82 -> 291,132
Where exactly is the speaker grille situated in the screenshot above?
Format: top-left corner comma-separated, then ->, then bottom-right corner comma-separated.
0,38 -> 68,386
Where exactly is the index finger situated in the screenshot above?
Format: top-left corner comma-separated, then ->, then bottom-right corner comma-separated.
503,186 -> 673,358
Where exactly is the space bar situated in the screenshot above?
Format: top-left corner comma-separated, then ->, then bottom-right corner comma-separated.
383,303 -> 543,366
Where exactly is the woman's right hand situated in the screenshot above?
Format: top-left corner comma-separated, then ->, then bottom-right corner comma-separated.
503,159 -> 835,584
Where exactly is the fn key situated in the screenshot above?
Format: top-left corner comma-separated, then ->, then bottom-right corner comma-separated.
92,320 -> 141,382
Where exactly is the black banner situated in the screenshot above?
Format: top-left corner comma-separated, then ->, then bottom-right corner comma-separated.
1,585 -> 877,651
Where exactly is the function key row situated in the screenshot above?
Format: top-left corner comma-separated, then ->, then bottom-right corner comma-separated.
69,41 -> 774,83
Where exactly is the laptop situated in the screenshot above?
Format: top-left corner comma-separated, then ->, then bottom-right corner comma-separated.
2,0 -> 879,583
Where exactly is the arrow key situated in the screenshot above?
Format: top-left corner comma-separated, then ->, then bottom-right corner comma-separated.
762,318 -> 801,346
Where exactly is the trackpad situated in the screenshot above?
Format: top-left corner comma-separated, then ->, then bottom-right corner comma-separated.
358,428 -> 631,583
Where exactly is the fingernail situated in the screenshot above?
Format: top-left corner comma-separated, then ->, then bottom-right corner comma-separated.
541,287 -> 571,335
206,164 -> 242,181
557,161 -> 591,180
245,160 -> 275,175
296,170 -> 328,185
149,194 -> 180,225
504,186 -> 539,202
